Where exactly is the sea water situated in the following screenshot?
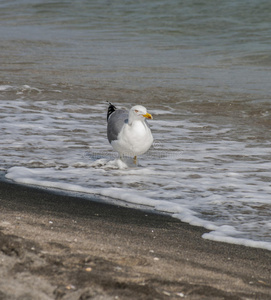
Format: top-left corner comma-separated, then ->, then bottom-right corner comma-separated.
1,0 -> 271,250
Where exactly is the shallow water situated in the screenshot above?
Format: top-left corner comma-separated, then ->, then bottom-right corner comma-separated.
1,0 -> 271,250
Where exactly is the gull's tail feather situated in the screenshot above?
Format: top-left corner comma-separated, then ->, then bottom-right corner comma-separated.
107,102 -> 117,121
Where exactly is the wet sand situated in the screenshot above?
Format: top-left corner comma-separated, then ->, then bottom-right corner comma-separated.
0,180 -> 271,300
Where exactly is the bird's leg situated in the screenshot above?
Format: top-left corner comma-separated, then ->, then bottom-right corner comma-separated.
133,156 -> 137,165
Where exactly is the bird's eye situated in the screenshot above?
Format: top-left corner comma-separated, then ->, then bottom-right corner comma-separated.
135,110 -> 139,113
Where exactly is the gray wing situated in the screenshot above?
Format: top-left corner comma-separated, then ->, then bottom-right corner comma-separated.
107,109 -> 128,143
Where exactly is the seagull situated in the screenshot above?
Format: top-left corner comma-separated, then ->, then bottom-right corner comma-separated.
107,103 -> 153,164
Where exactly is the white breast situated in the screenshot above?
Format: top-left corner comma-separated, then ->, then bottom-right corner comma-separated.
111,120 -> 153,157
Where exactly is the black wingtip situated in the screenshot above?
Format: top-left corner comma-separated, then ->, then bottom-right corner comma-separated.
107,102 -> 117,121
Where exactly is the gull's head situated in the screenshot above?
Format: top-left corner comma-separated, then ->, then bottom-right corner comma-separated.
129,105 -> 153,122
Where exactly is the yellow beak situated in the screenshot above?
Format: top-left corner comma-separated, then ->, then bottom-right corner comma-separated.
143,112 -> 153,119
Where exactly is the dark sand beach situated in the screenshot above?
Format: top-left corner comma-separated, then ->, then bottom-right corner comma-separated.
0,180 -> 271,300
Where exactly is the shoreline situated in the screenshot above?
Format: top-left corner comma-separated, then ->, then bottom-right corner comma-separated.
1,179 -> 271,299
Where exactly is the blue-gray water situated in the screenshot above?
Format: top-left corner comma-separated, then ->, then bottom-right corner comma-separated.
1,0 -> 271,93
1,0 -> 271,250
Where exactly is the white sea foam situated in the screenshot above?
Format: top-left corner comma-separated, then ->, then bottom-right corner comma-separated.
1,90 -> 271,251
0,85 -> 13,91
203,229 -> 271,251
